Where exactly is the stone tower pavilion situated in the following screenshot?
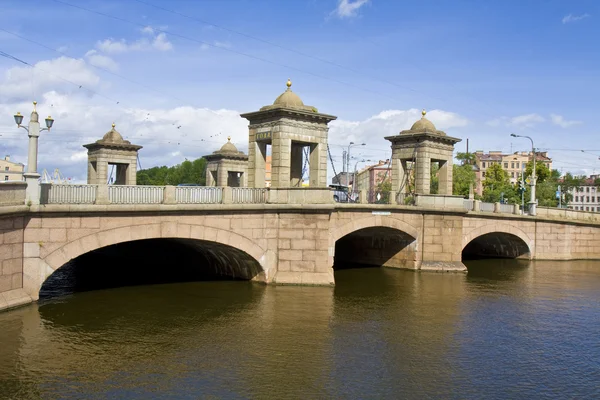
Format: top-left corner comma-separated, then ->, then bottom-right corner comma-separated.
240,79 -> 337,188
205,137 -> 249,187
385,110 -> 461,202
83,123 -> 142,185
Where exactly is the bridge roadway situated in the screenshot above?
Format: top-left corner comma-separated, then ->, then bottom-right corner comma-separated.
1,201 -> 600,311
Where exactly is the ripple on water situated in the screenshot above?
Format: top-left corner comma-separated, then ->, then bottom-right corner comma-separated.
0,260 -> 599,399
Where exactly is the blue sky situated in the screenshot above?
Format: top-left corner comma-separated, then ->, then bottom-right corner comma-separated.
1,0 -> 599,181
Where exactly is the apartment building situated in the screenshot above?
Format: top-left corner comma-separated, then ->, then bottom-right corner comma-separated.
474,151 -> 552,196
0,155 -> 24,182
568,175 -> 600,212
355,160 -> 391,193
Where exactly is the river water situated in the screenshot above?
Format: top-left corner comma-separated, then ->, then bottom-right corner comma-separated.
1,260 -> 599,399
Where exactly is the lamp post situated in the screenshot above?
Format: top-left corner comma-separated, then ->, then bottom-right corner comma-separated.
353,159 -> 371,192
346,142 -> 366,186
13,101 -> 55,205
510,133 -> 536,216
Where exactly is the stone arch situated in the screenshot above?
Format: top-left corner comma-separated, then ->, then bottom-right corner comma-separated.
330,216 -> 420,270
330,215 -> 420,246
29,222 -> 269,299
462,223 -> 535,259
462,223 -> 532,249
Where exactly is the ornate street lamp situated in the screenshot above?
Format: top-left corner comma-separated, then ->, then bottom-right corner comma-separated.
510,133 -> 536,216
13,101 -> 55,205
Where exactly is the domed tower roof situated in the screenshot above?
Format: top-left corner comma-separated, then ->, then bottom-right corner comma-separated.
101,123 -> 125,143
400,109 -> 446,136
219,137 -> 239,153
410,110 -> 437,132
272,79 -> 305,108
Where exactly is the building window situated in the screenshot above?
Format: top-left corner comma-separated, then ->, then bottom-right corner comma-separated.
511,172 -> 515,177
504,162 -> 508,168
482,172 -> 486,177
4,167 -> 8,171
4,176 -> 8,181
482,162 -> 486,168
575,196 -> 579,202
586,187 -> 590,193
586,207 -> 590,211
587,196 -> 590,202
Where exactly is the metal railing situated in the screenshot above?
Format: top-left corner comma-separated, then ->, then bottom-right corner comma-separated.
367,190 -> 391,204
480,202 -> 495,213
41,184 -> 97,204
232,188 -> 267,204
463,199 -> 474,211
109,185 -> 164,204
176,186 -> 222,204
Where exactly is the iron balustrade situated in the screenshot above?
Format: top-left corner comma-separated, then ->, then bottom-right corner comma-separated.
109,185 -> 164,204
176,186 -> 223,204
40,184 -> 97,204
232,188 -> 267,204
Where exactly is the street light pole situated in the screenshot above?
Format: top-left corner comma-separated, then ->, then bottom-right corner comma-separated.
511,133 -> 536,216
13,101 -> 55,205
346,142 -> 366,188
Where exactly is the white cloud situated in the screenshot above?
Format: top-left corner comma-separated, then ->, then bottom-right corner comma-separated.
550,113 -> 582,128
0,56 -> 101,101
333,0 -> 370,19
562,13 -> 590,24
96,31 -> 173,54
509,113 -> 545,128
84,50 -> 119,72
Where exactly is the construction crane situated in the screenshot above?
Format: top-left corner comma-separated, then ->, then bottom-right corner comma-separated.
41,169 -> 71,184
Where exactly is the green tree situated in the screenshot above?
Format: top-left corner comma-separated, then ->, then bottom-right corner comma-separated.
430,163 -> 439,194
482,163 -> 517,203
375,179 -> 391,204
452,163 -> 476,197
136,157 -> 207,186
525,161 -> 551,183
456,152 -> 476,165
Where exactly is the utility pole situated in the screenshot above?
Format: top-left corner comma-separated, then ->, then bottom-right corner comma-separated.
511,133 -> 537,216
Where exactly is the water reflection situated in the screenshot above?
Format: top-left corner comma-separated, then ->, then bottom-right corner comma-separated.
1,260 -> 599,399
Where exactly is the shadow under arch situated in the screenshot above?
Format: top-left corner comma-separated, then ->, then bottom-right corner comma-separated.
40,237 -> 265,300
334,226 -> 417,270
462,232 -> 531,261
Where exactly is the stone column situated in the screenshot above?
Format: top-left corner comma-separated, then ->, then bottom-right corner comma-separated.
251,142 -> 267,188
97,160 -> 108,186
115,164 -> 127,185
271,137 -> 291,188
390,156 -> 406,196
438,160 -> 452,195
206,168 -> 215,187
415,153 -> 431,194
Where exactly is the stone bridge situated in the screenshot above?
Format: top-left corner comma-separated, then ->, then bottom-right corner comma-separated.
1,201 -> 599,312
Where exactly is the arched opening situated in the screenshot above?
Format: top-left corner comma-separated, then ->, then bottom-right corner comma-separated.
462,232 -> 530,261
40,238 -> 263,299
334,227 -> 417,270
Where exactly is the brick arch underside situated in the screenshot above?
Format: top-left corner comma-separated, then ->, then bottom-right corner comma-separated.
330,216 -> 420,269
35,223 -> 269,295
462,223 -> 533,259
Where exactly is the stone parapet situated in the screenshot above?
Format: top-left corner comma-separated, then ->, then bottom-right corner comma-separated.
0,182 -> 27,206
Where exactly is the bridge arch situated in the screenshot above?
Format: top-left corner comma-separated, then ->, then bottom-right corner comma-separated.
330,215 -> 420,246
462,223 -> 533,260
30,222 -> 270,299
330,216 -> 420,270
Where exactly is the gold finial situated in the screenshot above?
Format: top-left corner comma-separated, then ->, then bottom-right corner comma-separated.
286,78 -> 292,88
33,101 -> 37,111
227,136 -> 231,141
112,122 -> 116,129
422,109 -> 426,117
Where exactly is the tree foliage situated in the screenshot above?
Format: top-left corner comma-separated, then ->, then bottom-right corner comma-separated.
456,152 -> 476,165
137,158 -> 207,186
452,163 -> 476,197
482,163 -> 517,203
